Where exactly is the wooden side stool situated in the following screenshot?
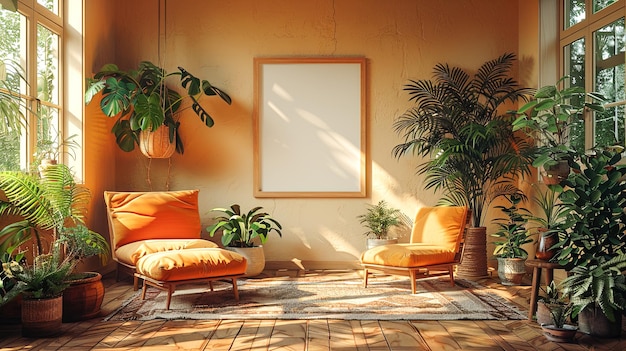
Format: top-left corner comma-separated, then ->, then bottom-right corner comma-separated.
525,259 -> 565,321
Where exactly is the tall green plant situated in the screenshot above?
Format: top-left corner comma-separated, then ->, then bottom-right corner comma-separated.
554,149 -> 626,269
393,53 -> 535,226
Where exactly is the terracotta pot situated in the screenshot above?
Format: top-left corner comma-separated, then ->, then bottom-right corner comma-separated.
541,324 -> 578,343
496,257 -> 526,285
62,272 -> 105,322
542,161 -> 570,185
139,125 -> 176,158
536,229 -> 558,261
227,246 -> 265,277
21,295 -> 63,337
366,238 -> 398,250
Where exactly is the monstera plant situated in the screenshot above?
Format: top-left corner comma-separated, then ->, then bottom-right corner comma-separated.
85,61 -> 232,157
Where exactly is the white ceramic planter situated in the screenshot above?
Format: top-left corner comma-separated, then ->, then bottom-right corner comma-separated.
227,246 -> 265,277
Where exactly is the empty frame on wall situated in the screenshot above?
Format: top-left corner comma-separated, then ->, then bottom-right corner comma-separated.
253,57 -> 367,198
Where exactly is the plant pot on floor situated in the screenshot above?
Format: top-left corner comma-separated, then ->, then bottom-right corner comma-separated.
578,304 -> 622,338
366,238 -> 398,250
62,272 -> 105,322
496,257 -> 526,285
21,295 -> 63,337
541,324 -> 578,343
227,246 -> 265,277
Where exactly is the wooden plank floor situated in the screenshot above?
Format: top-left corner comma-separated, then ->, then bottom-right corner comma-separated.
1,269 -> 625,350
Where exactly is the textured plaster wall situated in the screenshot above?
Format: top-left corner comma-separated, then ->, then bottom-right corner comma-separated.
86,0 -> 535,269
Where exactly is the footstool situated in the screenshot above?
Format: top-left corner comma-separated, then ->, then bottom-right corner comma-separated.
134,248 -> 248,309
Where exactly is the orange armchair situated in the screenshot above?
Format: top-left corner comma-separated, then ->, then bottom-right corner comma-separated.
104,190 -> 247,309
360,206 -> 469,294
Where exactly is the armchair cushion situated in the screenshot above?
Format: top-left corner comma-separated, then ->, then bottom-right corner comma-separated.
135,248 -> 247,282
104,190 -> 202,250
115,239 -> 219,266
360,243 -> 456,268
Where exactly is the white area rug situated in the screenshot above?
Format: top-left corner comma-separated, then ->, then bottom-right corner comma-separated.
104,271 -> 526,321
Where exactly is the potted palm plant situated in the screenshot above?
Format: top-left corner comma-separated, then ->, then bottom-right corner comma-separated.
207,204 -> 283,277
513,76 -> 605,184
491,192 -> 533,285
85,61 -> 232,157
357,200 -> 401,249
554,149 -> 626,337
393,53 -> 535,278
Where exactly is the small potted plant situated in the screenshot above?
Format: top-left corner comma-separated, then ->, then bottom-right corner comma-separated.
207,204 -> 283,277
357,200 -> 401,249
491,192 -> 533,285
526,184 -> 567,260
57,223 -> 110,322
540,300 -> 578,343
3,242 -> 76,337
513,76 -> 605,184
85,61 -> 232,157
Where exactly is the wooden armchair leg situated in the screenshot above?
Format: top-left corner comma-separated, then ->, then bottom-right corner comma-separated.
409,270 -> 417,294
448,265 -> 455,286
363,268 -> 369,288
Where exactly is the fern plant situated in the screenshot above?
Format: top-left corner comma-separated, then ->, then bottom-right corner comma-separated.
560,255 -> 626,323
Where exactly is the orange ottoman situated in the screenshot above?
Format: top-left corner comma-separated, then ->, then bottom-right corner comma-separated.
135,248 -> 247,309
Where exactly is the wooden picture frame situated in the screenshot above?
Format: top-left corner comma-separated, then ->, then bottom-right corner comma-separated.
253,57 -> 367,198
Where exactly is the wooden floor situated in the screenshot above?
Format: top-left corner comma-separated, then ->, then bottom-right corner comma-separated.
1,269 -> 625,350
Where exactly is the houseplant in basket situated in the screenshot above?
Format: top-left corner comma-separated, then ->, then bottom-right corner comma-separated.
207,204 -> 283,277
57,223 -> 110,322
393,53 -> 535,278
491,192 -> 533,285
85,61 -> 232,157
3,241 -> 75,337
554,148 -> 626,337
513,76 -> 605,184
357,200 -> 401,249
0,163 -> 109,326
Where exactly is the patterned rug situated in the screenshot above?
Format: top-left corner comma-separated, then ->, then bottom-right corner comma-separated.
104,271 -> 527,321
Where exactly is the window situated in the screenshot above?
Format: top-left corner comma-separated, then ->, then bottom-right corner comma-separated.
0,0 -> 66,172
560,0 -> 626,152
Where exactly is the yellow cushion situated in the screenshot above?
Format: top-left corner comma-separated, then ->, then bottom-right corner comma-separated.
360,243 -> 456,267
410,206 -> 468,251
135,248 -> 247,282
104,190 -> 202,250
114,239 -> 219,266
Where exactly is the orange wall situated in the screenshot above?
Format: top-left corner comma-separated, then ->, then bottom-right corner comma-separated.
85,0 -> 539,269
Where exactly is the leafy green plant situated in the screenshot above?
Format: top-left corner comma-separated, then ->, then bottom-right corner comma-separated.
547,302 -> 574,329
554,149 -> 626,269
560,255 -> 626,323
0,59 -> 28,136
357,200 -> 401,239
85,61 -> 232,154
491,192 -> 533,258
0,163 -> 91,254
527,184 -> 567,231
3,243 -> 75,299
58,224 -> 110,266
207,204 -> 283,248
513,76 -> 605,171
392,52 -> 535,227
